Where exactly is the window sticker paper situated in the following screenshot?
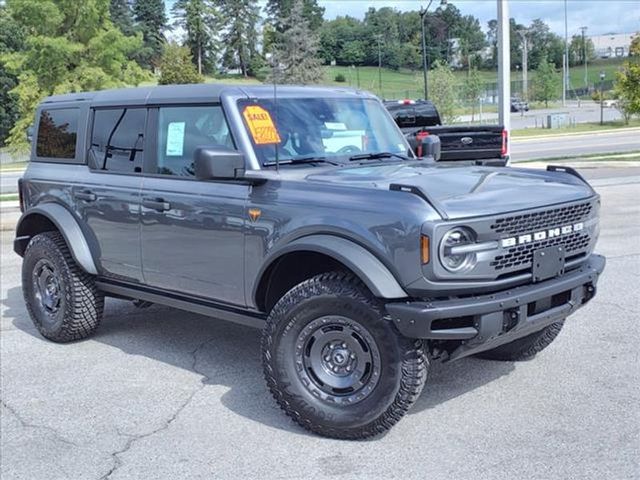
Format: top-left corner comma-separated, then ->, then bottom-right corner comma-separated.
166,121 -> 185,156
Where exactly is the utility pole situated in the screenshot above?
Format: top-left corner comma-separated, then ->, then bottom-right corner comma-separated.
580,26 -> 588,88
497,0 -> 510,152
517,30 -> 529,101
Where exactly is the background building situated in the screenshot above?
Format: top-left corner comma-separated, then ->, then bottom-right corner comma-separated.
590,32 -> 637,58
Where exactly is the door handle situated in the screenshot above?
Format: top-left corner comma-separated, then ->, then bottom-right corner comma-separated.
142,197 -> 171,212
75,190 -> 97,202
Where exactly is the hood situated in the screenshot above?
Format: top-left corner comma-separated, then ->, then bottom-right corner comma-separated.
305,162 -> 595,219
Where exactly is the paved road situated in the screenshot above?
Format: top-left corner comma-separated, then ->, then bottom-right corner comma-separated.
511,129 -> 640,162
459,100 -> 623,129
1,172 -> 638,480
1,171 -> 21,195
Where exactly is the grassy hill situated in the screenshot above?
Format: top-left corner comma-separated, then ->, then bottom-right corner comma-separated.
322,57 -> 626,99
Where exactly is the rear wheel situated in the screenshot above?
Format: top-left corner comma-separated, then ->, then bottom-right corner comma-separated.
22,231 -> 104,342
262,271 -> 428,439
476,321 -> 565,361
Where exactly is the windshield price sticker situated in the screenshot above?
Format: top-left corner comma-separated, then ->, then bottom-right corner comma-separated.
243,105 -> 281,145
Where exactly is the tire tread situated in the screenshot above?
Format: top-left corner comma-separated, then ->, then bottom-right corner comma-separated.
23,231 -> 104,342
262,271 -> 427,439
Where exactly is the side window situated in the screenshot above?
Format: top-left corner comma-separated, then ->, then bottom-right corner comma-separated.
156,105 -> 233,176
90,108 -> 146,173
36,108 -> 78,159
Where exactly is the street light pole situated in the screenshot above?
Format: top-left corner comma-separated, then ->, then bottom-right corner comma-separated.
419,0 -> 446,100
376,35 -> 382,98
563,0 -> 568,106
420,6 -> 429,100
599,71 -> 605,125
517,30 -> 529,101
580,26 -> 588,88
497,0 -> 511,149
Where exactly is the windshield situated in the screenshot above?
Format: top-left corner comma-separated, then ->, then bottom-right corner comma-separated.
237,97 -> 411,166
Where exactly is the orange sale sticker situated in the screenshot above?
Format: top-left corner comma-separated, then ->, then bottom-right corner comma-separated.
242,105 -> 281,145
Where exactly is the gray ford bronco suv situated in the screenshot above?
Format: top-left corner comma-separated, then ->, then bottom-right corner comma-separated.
15,84 -> 605,439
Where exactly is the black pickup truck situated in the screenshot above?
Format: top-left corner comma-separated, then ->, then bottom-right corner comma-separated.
384,99 -> 508,165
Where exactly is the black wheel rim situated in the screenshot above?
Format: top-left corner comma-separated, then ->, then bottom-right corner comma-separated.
295,315 -> 381,404
32,259 -> 62,317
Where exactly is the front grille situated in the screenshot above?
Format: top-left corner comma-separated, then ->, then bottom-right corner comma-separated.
490,231 -> 591,271
490,201 -> 592,236
487,199 -> 596,274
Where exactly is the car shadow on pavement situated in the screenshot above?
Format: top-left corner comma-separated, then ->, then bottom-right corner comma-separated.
4,286 -> 515,435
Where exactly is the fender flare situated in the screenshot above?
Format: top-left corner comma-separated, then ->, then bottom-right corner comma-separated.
15,204 -> 98,275
255,234 -> 408,301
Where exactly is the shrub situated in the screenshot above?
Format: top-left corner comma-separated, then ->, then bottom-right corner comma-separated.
158,44 -> 203,85
334,73 -> 346,83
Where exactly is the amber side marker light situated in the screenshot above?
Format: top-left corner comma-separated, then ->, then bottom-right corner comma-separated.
421,235 -> 430,265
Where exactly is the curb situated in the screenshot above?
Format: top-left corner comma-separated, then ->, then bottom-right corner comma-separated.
512,127 -> 640,142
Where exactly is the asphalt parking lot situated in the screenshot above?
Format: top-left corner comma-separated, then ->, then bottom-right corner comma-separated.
1,172 -> 639,480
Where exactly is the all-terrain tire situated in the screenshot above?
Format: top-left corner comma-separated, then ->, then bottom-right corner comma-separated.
22,231 -> 104,342
476,321 -> 565,361
261,271 -> 428,439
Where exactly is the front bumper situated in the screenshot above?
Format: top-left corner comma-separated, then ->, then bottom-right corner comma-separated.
386,254 -> 605,361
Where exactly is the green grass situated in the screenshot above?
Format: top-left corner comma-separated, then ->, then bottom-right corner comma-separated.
0,193 -> 19,202
566,58 -> 625,90
323,57 -> 626,99
512,119 -> 640,137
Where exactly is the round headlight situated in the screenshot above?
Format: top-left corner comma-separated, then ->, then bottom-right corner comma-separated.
439,227 -> 477,272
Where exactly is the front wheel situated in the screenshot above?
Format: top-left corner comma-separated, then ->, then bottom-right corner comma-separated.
261,272 -> 428,439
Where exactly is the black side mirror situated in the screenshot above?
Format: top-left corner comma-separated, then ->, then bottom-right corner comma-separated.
194,146 -> 246,180
419,134 -> 441,161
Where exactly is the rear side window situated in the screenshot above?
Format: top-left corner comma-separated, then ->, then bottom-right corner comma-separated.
90,108 -> 146,173
36,108 -> 78,159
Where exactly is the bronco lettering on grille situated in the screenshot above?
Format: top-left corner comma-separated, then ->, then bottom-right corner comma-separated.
500,222 -> 584,248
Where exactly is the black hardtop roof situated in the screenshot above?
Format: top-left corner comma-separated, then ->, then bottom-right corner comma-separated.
41,84 -> 377,106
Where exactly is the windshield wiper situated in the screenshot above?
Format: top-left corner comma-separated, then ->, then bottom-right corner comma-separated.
349,152 -> 411,162
263,156 -> 340,167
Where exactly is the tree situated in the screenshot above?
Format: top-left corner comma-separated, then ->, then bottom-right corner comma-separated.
454,14 -> 486,70
340,40 -> 366,66
218,0 -> 260,77
270,0 -> 323,84
265,0 -> 324,54
526,19 -> 563,69
614,55 -> 640,124
533,56 -> 560,107
110,0 -> 136,36
569,34 -> 595,67
0,5 -> 24,147
171,0 -> 217,74
266,0 -> 324,32
429,61 -> 459,124
132,0 -> 167,68
158,43 -> 203,84
462,67 -> 483,121
3,0 -> 149,151
630,33 -> 640,57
